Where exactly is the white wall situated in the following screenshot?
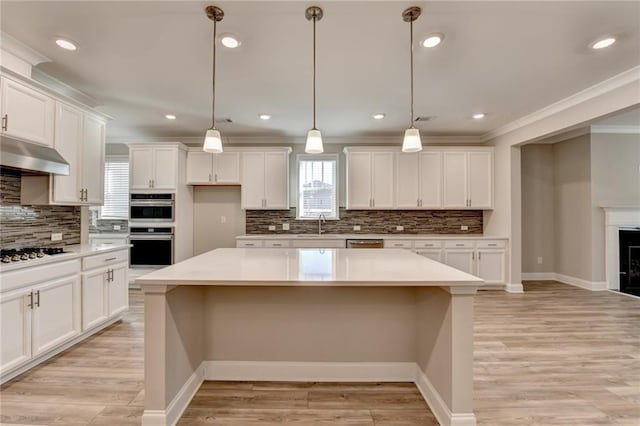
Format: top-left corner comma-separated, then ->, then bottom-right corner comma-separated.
193,186 -> 245,254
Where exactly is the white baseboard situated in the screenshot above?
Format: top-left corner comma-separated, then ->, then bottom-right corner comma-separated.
415,367 -> 476,426
505,283 -> 524,293
141,363 -> 204,426
521,272 -> 555,281
554,273 -> 608,291
203,360 -> 416,382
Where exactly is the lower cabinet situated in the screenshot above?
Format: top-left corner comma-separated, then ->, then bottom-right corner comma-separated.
476,249 -> 506,284
443,249 -> 475,275
82,258 -> 128,331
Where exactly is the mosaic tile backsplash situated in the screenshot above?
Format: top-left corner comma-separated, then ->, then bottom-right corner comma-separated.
246,208 -> 483,235
88,208 -> 128,233
0,168 -> 81,249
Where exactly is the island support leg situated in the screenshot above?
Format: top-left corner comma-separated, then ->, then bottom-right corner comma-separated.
416,286 -> 477,426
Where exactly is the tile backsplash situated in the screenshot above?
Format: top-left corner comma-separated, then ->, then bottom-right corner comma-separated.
0,168 -> 81,249
246,208 -> 483,235
88,208 -> 128,233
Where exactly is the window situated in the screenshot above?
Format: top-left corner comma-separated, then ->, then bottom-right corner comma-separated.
100,156 -> 129,219
297,154 -> 338,219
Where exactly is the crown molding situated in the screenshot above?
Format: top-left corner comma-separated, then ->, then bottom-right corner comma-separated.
590,125 -> 640,134
31,69 -> 101,108
531,127 -> 591,145
482,65 -> 640,142
0,32 -> 50,67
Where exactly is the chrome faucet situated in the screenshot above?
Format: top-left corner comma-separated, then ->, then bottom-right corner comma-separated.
318,213 -> 327,235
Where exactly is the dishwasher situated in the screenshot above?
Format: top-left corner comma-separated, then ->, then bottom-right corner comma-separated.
346,239 -> 384,249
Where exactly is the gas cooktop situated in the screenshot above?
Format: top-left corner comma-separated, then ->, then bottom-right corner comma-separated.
0,247 -> 68,264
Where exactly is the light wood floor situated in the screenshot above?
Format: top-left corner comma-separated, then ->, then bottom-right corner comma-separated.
1,281 -> 638,425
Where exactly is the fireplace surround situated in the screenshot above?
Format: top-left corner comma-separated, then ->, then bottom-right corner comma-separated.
603,207 -> 640,294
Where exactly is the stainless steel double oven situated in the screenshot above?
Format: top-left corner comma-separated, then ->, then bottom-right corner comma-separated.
129,194 -> 175,268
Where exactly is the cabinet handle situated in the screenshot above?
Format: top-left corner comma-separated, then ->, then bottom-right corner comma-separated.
455,244 -> 464,247
209,173 -> 212,182
372,199 -> 375,208
478,252 -> 481,260
272,244 -> 282,247
104,257 -> 117,262
27,292 -> 33,309
215,173 -> 218,183
110,269 -> 114,282
80,189 -> 84,201
84,188 -> 88,201
152,180 -> 155,188
245,243 -> 255,247
394,244 -> 404,247
472,252 -> 475,260
149,179 -> 152,188
1,114 -> 7,131
488,244 -> 497,247
35,290 -> 40,307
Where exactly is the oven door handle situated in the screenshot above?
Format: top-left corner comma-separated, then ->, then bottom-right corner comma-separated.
130,235 -> 174,240
130,201 -> 175,206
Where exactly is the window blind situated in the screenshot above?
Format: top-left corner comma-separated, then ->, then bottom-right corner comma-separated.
101,157 -> 129,219
298,158 -> 338,219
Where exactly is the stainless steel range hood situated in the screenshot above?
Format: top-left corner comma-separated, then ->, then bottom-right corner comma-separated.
0,136 -> 70,175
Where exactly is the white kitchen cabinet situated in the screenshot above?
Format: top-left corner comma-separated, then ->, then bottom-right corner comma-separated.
51,102 -> 83,204
476,249 -> 506,284
443,149 -> 493,209
129,146 -> 179,191
81,114 -> 106,204
345,149 -> 394,209
107,264 -> 128,317
396,151 -> 442,209
443,249 -> 475,275
0,287 -> 32,373
187,150 -> 240,185
240,148 -> 291,210
0,77 -> 55,147
81,269 -> 108,331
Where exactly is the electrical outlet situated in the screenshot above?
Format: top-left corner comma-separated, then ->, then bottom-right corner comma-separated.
396,225 -> 404,231
353,225 -> 361,231
113,225 -> 121,231
461,225 -> 469,231
282,223 -> 290,231
221,216 -> 227,224
268,225 -> 276,231
537,257 -> 543,264
51,233 -> 62,241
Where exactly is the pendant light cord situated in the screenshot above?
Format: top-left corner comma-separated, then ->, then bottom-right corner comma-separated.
409,16 -> 414,129
312,13 -> 317,130
211,17 -> 217,129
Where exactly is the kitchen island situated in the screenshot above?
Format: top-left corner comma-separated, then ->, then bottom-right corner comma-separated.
137,248 -> 483,426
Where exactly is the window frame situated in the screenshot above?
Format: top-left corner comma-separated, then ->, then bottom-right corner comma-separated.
99,155 -> 130,220
296,153 -> 340,220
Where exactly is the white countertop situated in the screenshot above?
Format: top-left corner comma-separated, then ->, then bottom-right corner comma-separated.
237,233 -> 507,240
136,248 -> 483,287
0,243 -> 131,273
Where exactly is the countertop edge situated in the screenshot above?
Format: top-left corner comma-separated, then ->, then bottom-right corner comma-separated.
237,234 -> 508,240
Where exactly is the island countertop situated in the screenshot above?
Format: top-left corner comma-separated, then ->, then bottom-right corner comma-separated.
136,247 -> 483,287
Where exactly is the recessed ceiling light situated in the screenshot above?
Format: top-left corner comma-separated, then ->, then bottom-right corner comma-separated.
590,37 -> 616,50
55,38 -> 77,51
219,33 -> 241,49
165,114 -> 177,120
259,113 -> 272,120
372,113 -> 386,120
422,33 -> 444,48
473,113 -> 486,119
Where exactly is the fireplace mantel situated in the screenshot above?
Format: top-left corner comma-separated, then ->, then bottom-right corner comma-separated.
602,206 -> 640,291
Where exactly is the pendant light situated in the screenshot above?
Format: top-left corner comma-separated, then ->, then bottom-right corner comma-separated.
401,6 -> 422,153
203,5 -> 224,153
305,6 -> 324,154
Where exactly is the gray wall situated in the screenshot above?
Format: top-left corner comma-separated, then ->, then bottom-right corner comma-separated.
521,144 -> 555,273
193,186 -> 245,255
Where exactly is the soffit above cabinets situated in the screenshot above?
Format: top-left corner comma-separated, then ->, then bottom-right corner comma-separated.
1,1 -> 638,140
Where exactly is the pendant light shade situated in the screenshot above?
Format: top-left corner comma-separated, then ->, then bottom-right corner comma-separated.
305,6 -> 323,154
203,128 -> 223,153
402,6 -> 423,153
203,6 -> 224,153
402,128 -> 422,153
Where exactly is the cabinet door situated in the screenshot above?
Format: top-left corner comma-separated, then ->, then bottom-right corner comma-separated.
241,152 -> 265,209
419,151 -> 443,209
81,115 -> 106,205
214,152 -> 240,184
468,151 -> 493,209
107,264 -> 128,317
416,249 -> 442,263
0,77 -> 55,147
264,152 -> 289,209
395,153 -> 420,209
129,148 -> 153,190
476,249 -> 505,284
443,249 -> 475,274
442,152 -> 468,209
371,153 -> 394,209
0,288 -> 32,374
52,102 -> 83,204
31,274 -> 81,356
152,148 -> 178,190
82,270 -> 108,331
346,152 -> 371,209
187,151 -> 213,183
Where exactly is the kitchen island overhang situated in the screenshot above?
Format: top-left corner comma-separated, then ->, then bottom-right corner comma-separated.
138,248 -> 482,426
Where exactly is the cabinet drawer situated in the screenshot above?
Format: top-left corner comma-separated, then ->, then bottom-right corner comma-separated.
444,240 -> 475,249
82,249 -> 128,271
264,240 -> 291,248
237,240 -> 264,248
1,259 -> 80,293
291,240 -> 345,248
414,240 -> 443,249
477,240 -> 506,249
384,240 -> 413,249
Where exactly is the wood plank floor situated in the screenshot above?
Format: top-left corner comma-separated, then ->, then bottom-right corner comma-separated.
1,281 -> 638,425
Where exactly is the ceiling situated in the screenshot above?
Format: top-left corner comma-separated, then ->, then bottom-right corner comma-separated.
2,1 -> 639,142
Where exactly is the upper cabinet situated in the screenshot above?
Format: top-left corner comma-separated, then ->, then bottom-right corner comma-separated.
129,146 -> 180,191
443,149 -> 493,209
344,148 -> 394,209
186,150 -> 240,185
240,148 -> 290,210
395,151 -> 442,209
0,77 -> 55,147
